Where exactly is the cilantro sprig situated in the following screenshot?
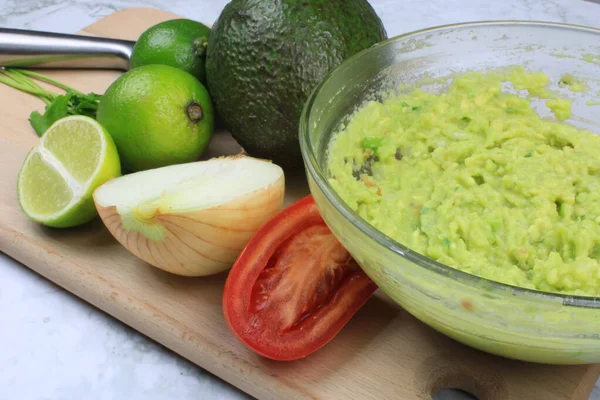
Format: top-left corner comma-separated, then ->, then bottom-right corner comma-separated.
0,68 -> 101,136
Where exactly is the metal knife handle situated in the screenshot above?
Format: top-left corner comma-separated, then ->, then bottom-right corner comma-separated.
0,28 -> 135,70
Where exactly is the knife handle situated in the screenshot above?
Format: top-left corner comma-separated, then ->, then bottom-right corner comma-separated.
0,28 -> 135,70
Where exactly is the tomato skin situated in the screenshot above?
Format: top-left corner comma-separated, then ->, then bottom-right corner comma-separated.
223,194 -> 378,361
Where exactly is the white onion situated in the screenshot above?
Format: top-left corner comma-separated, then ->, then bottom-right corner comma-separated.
93,155 -> 285,276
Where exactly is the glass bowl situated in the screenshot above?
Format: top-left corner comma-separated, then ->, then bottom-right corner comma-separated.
299,21 -> 600,365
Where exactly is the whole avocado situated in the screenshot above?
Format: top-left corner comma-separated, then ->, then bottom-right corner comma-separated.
205,0 -> 387,168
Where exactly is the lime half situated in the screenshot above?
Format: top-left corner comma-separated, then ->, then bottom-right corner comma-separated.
17,115 -> 121,228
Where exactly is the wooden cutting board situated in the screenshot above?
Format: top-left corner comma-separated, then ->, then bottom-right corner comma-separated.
1,8 -> 599,400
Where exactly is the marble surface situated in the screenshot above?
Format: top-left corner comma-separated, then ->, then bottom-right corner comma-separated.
2,0 -> 600,399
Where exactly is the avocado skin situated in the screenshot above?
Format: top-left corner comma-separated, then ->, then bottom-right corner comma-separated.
205,0 -> 387,169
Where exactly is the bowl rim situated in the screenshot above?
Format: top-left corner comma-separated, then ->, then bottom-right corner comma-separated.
300,19 -> 600,308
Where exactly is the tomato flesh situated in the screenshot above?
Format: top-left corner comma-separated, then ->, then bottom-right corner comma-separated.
223,195 -> 377,361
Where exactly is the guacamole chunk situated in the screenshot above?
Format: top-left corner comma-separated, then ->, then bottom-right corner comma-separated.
327,68 -> 600,296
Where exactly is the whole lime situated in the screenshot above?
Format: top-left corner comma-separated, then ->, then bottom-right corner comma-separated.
130,19 -> 211,84
97,64 -> 215,172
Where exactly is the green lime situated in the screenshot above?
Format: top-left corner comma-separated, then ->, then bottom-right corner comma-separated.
17,115 -> 121,228
129,18 -> 211,84
96,64 -> 215,172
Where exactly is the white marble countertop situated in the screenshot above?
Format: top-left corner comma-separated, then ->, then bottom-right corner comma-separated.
2,1 -> 600,399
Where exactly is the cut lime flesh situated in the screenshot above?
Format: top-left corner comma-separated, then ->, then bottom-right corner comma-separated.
17,115 -> 121,227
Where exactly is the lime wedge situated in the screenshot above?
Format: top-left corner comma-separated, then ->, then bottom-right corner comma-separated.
17,115 -> 121,228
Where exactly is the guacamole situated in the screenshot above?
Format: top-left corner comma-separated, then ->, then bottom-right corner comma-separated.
327,67 -> 600,296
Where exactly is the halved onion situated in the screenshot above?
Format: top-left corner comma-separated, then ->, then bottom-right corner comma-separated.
93,156 -> 285,276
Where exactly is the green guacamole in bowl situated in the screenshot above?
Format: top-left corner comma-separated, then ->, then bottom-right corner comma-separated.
327,67 -> 600,297
300,21 -> 600,365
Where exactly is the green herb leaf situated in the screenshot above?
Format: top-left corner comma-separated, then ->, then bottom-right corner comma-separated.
28,111 -> 48,136
362,137 -> 384,153
28,94 -> 70,136
412,105 -> 422,111
27,90 -> 102,136
443,238 -> 451,248
66,91 -> 101,118
0,68 -> 100,136
401,101 -> 410,107
507,107 -> 520,114
461,116 -> 471,122
524,151 -> 533,158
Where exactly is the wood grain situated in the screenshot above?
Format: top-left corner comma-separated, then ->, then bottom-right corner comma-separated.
0,7 -> 599,400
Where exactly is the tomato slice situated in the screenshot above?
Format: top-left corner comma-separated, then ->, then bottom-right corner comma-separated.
223,194 -> 378,361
